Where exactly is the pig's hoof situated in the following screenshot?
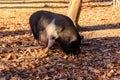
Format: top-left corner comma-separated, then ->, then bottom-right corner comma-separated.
44,48 -> 49,53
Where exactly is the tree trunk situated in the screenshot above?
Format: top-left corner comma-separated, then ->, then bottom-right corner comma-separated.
67,0 -> 82,27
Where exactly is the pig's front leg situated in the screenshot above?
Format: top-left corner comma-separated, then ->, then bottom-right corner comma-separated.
45,37 -> 55,52
36,39 -> 40,46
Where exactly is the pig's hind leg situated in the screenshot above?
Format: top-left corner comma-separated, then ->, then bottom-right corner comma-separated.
39,31 -> 48,46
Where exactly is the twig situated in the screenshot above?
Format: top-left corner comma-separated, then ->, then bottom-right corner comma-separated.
0,45 -> 44,53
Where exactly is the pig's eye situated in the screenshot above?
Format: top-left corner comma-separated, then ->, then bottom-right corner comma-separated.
51,36 -> 56,40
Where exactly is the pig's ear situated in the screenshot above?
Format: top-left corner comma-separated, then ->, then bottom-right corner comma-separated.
56,26 -> 64,33
79,35 -> 84,40
79,35 -> 83,45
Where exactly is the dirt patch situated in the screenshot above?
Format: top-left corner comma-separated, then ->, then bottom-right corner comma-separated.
0,0 -> 120,79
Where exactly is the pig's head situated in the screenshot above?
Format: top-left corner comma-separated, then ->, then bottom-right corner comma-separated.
56,30 -> 83,55
54,18 -> 83,55
68,35 -> 83,54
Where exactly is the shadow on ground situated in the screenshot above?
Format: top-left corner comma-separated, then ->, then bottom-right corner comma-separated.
81,36 -> 120,54
0,1 -> 69,4
78,22 -> 120,31
0,23 -> 120,37
0,30 -> 30,38
0,1 -> 69,9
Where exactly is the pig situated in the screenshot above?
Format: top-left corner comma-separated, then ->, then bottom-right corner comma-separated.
29,10 -> 83,54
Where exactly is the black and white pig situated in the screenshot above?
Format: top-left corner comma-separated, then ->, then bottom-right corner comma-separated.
29,10 -> 83,54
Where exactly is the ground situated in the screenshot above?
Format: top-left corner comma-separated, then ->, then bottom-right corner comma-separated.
0,0 -> 120,80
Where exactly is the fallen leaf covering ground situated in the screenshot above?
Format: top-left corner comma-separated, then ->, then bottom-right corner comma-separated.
0,0 -> 120,80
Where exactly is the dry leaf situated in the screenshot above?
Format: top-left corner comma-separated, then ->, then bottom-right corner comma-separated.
39,53 -> 48,58
107,70 -> 114,77
99,74 -> 106,80
6,54 -> 12,60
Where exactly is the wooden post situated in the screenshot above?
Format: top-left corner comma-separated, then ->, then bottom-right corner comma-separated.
67,0 -> 82,27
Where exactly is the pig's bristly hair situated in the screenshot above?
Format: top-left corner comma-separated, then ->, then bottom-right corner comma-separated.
46,18 -> 59,40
